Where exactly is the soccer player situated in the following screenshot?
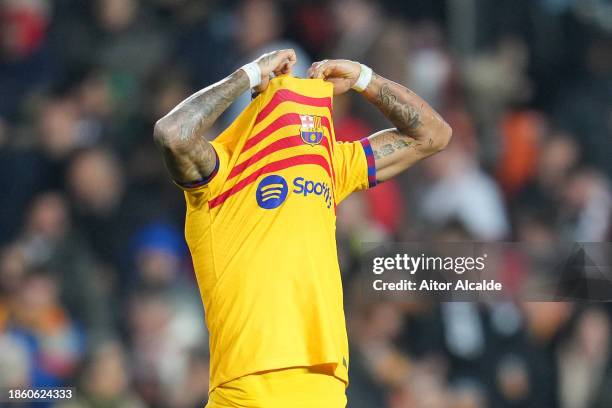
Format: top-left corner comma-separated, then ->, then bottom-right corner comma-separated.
153,49 -> 451,407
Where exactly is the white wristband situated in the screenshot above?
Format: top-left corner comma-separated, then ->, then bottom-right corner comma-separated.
240,62 -> 262,89
352,63 -> 373,92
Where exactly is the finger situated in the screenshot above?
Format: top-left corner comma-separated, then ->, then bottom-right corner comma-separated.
312,60 -> 330,79
273,49 -> 296,71
269,50 -> 296,75
273,58 -> 291,76
322,63 -> 338,79
282,61 -> 294,75
307,61 -> 323,78
282,57 -> 297,74
278,62 -> 289,75
307,63 -> 316,78
280,58 -> 295,74
308,61 -> 322,78
278,49 -> 297,64
287,57 -> 297,70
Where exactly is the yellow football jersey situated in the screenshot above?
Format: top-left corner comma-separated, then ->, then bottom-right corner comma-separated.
180,75 -> 377,392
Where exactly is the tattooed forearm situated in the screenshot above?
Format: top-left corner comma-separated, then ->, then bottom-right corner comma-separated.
375,83 -> 422,134
362,74 -> 450,150
154,70 -> 249,182
165,70 -> 249,143
360,71 -> 452,182
371,130 -> 421,160
154,49 -> 297,184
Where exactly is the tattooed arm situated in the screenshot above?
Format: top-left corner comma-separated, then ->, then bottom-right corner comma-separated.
153,72 -> 248,184
154,49 -> 297,185
308,60 -> 452,182
359,74 -> 452,181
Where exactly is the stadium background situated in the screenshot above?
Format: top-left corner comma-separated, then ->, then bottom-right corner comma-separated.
0,0 -> 611,406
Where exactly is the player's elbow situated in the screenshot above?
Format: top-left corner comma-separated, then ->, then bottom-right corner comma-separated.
153,117 -> 180,149
431,121 -> 453,153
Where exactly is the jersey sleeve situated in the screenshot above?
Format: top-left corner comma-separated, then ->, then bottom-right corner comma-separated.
174,140 -> 231,208
332,138 -> 378,203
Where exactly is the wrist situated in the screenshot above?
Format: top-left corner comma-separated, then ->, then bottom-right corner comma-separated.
352,63 -> 373,92
240,62 -> 262,89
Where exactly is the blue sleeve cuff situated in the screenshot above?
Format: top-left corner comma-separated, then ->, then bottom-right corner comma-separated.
359,138 -> 378,188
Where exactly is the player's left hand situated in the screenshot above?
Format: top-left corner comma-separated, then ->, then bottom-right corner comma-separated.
307,59 -> 361,95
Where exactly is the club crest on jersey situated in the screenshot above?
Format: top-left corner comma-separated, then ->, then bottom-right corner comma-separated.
299,114 -> 324,145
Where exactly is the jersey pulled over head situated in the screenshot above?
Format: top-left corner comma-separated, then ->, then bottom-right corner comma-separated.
180,74 -> 376,391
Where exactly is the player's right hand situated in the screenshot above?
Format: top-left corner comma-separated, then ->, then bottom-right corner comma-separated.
253,49 -> 297,92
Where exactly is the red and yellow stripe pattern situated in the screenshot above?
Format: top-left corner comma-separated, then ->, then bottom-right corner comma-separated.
208,85 -> 337,210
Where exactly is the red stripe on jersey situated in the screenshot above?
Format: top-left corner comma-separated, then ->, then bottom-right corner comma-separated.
255,89 -> 332,125
230,135 -> 332,180
243,113 -> 332,152
238,112 -> 337,188
244,113 -> 298,152
230,135 -> 303,179
208,155 -> 331,209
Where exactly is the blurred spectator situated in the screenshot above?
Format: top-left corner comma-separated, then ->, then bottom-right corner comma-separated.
10,268 -> 83,385
332,0 -> 385,60
448,382 -> 487,408
0,0 -> 54,119
169,346 -> 211,408
336,192 -> 389,272
406,21 -> 453,110
560,168 -> 612,241
19,192 -> 112,340
347,301 -> 405,407
173,2 -> 234,90
66,148 -> 127,267
0,94 -> 80,243
91,0 -> 170,82
461,36 -> 532,164
331,0 -> 406,82
130,223 -> 187,287
127,222 -> 206,348
0,328 -> 31,388
418,137 -> 509,240
72,68 -> 115,143
128,287 -> 205,406
495,355 -> 531,406
559,307 -> 611,408
224,0 -> 312,124
37,95 -> 91,161
513,133 -> 580,210
553,33 -> 612,180
0,243 -> 28,295
495,111 -> 546,197
58,340 -> 146,408
390,371 -> 452,408
330,0 -> 411,129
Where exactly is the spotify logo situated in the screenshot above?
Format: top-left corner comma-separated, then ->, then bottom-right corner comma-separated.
256,175 -> 288,209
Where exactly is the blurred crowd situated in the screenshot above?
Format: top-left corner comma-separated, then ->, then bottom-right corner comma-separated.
0,0 -> 611,407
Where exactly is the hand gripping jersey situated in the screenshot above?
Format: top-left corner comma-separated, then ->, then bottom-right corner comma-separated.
181,75 -> 377,392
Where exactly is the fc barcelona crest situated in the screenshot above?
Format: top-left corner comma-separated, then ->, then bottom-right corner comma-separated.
299,114 -> 324,145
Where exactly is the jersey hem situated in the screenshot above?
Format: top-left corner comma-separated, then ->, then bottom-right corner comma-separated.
209,360 -> 349,396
